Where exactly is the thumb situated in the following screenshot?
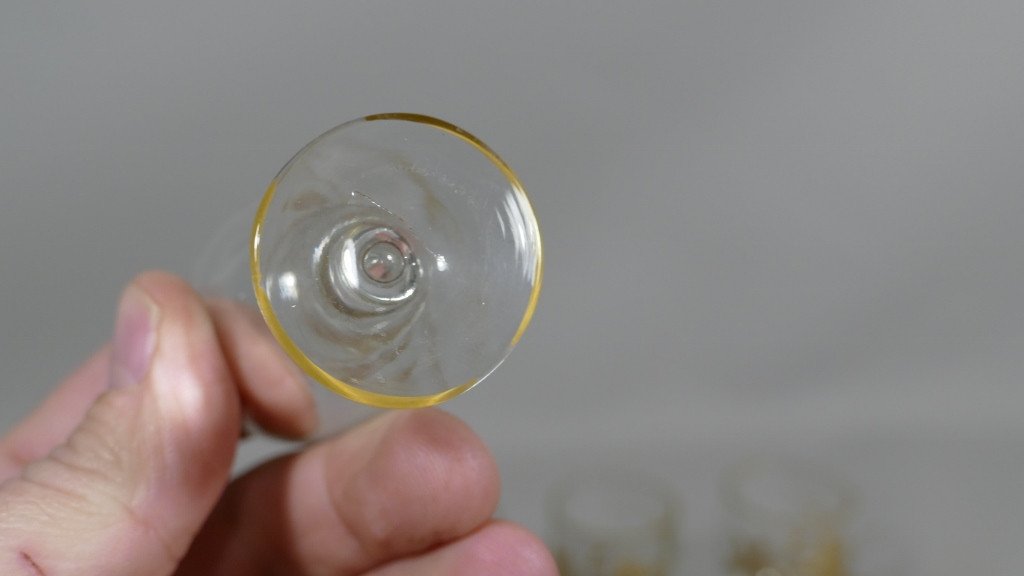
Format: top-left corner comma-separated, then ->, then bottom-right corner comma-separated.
0,272 -> 242,576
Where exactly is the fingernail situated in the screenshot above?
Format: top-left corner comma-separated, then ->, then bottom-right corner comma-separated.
111,286 -> 159,389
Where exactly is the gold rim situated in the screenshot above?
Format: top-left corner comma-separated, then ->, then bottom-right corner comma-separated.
250,113 -> 543,409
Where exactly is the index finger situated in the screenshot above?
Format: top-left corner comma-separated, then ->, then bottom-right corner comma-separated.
0,347 -> 111,483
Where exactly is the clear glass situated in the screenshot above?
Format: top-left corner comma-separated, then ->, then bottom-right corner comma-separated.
719,456 -> 856,576
546,469 -> 680,576
194,113 -> 542,426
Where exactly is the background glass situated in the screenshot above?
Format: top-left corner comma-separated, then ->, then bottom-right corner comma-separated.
720,456 -> 856,576
547,469 -> 680,576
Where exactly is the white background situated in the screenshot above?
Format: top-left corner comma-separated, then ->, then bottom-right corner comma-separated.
2,3 -> 1023,573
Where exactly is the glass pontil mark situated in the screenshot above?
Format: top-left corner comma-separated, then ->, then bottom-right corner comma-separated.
324,224 -> 419,315
362,240 -> 406,284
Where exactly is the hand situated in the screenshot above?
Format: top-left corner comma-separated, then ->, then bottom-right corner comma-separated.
0,272 -> 557,575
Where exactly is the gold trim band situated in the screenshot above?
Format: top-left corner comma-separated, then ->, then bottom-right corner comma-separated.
250,113 -> 542,408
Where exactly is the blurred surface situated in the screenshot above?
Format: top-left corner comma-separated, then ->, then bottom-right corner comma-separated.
2,2 -> 1023,574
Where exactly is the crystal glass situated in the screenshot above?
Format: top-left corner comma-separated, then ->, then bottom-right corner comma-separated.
720,456 -> 856,576
194,113 -> 542,429
546,469 -> 680,576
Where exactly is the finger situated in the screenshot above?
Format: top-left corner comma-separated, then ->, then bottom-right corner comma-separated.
0,271 -> 241,576
205,298 -> 317,438
363,521 -> 559,576
0,347 -> 111,482
0,294 -> 317,468
174,408 -> 501,576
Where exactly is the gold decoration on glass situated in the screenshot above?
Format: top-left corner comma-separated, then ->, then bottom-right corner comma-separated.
248,113 -> 542,409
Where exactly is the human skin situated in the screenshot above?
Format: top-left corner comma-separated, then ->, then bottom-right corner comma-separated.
0,271 -> 557,576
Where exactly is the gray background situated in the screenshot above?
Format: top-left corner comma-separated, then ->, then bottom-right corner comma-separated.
2,2 -> 1022,573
